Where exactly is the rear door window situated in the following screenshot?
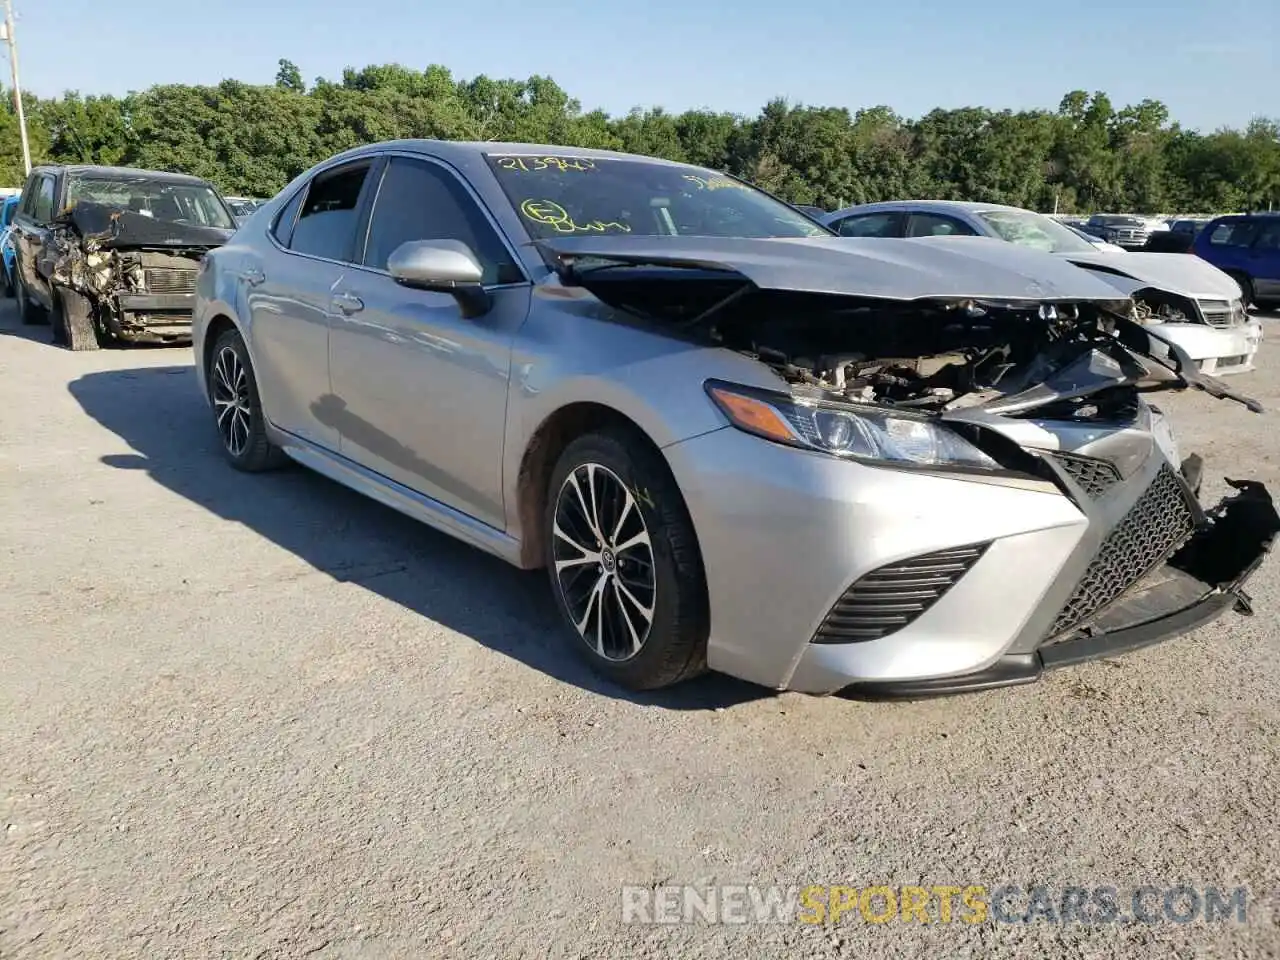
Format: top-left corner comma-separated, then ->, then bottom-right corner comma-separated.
906,213 -> 977,237
832,212 -> 904,237
287,163 -> 374,263
1253,221 -> 1280,251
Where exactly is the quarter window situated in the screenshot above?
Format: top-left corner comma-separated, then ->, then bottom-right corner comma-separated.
361,157 -> 521,285
287,164 -> 372,262
271,186 -> 307,247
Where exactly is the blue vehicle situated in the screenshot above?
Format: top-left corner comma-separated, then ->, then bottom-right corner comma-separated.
1192,213 -> 1280,308
0,194 -> 19,298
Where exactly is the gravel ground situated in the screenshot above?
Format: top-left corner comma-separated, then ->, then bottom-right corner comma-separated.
2,302 -> 1279,959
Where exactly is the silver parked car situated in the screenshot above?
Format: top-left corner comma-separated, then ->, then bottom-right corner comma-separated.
193,141 -> 1279,697
822,201 -> 1263,377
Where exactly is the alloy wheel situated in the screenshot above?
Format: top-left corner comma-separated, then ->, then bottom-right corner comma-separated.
552,462 -> 657,661
211,345 -> 252,458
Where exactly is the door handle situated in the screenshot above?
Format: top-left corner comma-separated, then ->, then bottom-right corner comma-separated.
239,268 -> 265,286
330,292 -> 364,315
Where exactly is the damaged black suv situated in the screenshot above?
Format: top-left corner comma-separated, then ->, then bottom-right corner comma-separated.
11,164 -> 238,350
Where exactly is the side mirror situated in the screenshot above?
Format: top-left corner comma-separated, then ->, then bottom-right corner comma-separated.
387,239 -> 492,318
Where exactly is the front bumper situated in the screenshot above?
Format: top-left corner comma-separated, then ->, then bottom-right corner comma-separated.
1148,320 -> 1263,376
109,292 -> 195,343
663,427 -> 1278,696
847,476 -> 1278,697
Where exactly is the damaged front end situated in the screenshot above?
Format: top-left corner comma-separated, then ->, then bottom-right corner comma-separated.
539,234 -> 1280,693
49,201 -> 229,345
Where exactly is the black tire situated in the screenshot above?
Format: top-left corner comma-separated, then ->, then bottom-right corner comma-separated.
50,289 -> 100,351
207,327 -> 287,472
544,428 -> 709,690
16,272 -> 48,326
1229,272 -> 1255,309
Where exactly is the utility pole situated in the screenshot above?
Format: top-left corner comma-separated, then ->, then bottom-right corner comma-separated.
1,0 -> 31,176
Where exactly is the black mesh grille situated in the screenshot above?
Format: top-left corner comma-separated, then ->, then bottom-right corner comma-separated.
145,267 -> 198,295
1046,465 -> 1198,640
811,543 -> 990,644
1049,451 -> 1122,499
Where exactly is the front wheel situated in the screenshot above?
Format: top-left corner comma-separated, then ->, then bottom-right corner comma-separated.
545,428 -> 708,690
207,327 -> 287,472
50,289 -> 101,351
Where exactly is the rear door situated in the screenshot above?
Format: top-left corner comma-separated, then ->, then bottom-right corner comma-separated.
248,157 -> 382,450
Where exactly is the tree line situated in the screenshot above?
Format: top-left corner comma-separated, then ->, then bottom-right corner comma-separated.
2,59 -> 1277,214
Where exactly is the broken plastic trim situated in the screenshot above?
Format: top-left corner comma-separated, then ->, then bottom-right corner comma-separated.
1111,313 -> 1263,413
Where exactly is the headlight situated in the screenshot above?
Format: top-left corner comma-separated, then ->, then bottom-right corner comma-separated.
704,380 -> 1000,469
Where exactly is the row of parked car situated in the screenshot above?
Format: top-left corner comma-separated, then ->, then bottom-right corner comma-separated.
3,142 -> 1278,700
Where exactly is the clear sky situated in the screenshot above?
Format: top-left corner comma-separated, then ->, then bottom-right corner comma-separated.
10,0 -> 1277,133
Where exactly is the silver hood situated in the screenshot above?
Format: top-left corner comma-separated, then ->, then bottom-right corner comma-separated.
1061,250 -> 1245,301
537,234 -> 1135,304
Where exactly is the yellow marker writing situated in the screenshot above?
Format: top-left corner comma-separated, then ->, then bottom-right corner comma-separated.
497,156 -> 597,173
520,198 -> 631,234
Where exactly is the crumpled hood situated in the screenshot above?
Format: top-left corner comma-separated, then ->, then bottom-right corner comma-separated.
1061,250 -> 1244,301
538,234 -> 1135,304
57,200 -> 233,250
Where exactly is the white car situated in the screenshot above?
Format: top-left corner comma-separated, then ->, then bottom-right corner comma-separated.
823,200 -> 1263,376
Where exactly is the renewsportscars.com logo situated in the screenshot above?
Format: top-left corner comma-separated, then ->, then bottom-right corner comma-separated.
620,884 -> 1251,926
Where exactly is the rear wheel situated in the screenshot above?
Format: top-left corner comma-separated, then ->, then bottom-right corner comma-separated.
545,428 -> 708,690
50,289 -> 101,351
208,327 -> 287,472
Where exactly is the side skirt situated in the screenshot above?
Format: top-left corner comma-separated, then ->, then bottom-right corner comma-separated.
273,428 -> 527,569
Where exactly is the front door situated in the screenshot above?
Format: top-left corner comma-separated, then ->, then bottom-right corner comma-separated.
326,154 -> 531,529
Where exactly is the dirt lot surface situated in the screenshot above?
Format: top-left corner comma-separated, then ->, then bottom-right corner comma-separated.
2,302 -> 1279,959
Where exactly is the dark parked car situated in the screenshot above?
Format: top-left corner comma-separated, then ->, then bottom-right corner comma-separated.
1192,213 -> 1280,307
10,164 -> 238,350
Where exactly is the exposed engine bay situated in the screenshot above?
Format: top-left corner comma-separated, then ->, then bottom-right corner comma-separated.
569,270 -> 1261,417
47,201 -> 227,346
706,294 -> 1136,416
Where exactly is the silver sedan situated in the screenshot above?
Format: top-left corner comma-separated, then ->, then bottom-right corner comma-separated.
192,141 -> 1279,697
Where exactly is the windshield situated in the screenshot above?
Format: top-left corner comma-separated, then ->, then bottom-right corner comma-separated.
65,176 -> 236,230
484,154 -> 830,240
977,209 -> 1098,254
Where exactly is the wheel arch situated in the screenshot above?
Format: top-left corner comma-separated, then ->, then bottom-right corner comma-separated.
203,312 -> 240,369
513,401 -> 696,570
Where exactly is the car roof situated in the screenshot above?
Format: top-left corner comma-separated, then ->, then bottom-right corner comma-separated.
823,199 -> 1033,220
30,163 -> 216,186
315,139 -> 707,170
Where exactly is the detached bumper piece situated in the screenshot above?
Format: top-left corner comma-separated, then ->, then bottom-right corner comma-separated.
847,473 -> 1279,700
